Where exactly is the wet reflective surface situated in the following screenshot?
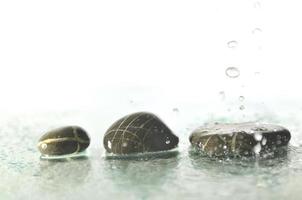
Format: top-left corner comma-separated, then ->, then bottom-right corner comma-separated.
1,88 -> 302,200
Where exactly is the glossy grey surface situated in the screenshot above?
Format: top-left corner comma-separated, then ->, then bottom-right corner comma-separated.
1,87 -> 302,200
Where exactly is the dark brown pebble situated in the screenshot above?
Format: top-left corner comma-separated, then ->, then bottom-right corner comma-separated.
103,112 -> 179,155
189,122 -> 291,157
38,126 -> 90,156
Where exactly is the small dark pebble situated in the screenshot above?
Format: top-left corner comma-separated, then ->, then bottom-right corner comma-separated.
189,122 -> 291,157
38,126 -> 90,156
103,112 -> 179,155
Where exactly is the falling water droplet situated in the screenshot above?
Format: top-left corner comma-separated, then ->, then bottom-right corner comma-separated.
227,40 -> 238,48
219,91 -> 225,101
239,96 -> 245,101
239,105 -> 245,110
172,108 -> 179,112
252,28 -> 262,34
225,67 -> 240,78
253,1 -> 261,8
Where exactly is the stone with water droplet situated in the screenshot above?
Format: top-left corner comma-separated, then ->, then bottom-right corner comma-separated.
227,40 -> 238,48
225,67 -> 240,78
38,126 -> 90,156
103,112 -> 179,155
253,143 -> 262,154
189,122 -> 291,157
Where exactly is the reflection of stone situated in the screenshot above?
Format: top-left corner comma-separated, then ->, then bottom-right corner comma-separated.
38,126 -> 90,156
189,122 -> 291,157
37,157 -> 91,191
189,147 -> 289,177
104,154 -> 179,198
103,112 -> 179,155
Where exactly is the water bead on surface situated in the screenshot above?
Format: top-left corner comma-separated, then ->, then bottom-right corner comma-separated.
189,122 -> 291,157
103,112 -> 179,155
37,126 -> 90,156
225,67 -> 240,78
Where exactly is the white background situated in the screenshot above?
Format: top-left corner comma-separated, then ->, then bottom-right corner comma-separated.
0,0 -> 301,112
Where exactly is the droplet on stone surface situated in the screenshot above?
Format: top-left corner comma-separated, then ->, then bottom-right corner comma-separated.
225,67 -> 240,78
254,133 -> 263,141
37,126 -> 90,156
103,112 -> 179,155
227,40 -> 238,48
261,137 -> 267,145
41,143 -> 47,150
189,122 -> 291,157
253,143 -> 262,154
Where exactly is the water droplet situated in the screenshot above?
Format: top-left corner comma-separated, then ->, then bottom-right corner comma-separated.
254,133 -> 263,141
253,1 -> 261,8
108,141 -> 112,149
261,137 -> 267,145
223,145 -> 227,150
172,108 -> 179,112
219,91 -> 225,100
165,137 -> 171,144
253,143 -> 262,154
41,143 -> 47,150
122,142 -> 128,147
225,67 -> 240,78
252,28 -> 262,34
239,105 -> 245,110
227,40 -> 238,48
239,96 -> 245,101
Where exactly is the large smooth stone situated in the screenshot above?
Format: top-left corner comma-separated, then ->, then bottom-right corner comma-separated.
103,112 -> 179,154
38,126 -> 90,156
189,122 -> 291,157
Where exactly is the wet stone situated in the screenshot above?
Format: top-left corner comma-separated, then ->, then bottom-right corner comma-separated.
103,112 -> 179,155
189,122 -> 291,157
38,126 -> 90,156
